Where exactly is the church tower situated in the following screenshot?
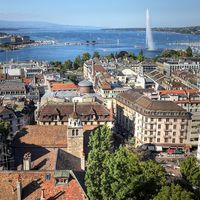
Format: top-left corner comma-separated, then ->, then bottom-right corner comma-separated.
67,102 -> 84,158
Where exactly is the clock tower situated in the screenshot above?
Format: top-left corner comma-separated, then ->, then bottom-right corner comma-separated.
67,103 -> 84,158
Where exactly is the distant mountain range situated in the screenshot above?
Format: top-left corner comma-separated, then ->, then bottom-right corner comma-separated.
0,20 -> 199,35
0,20 -> 100,30
103,26 -> 200,35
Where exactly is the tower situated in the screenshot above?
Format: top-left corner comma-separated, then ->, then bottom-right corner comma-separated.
67,103 -> 84,158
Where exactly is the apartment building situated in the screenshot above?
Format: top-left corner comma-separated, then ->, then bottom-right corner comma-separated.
116,90 -> 189,150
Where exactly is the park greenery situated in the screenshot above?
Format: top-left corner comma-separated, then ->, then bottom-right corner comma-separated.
85,125 -> 199,200
153,184 -> 194,200
161,47 -> 193,58
180,156 -> 200,188
50,50 -> 146,74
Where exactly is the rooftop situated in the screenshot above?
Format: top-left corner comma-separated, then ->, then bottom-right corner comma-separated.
51,82 -> 78,91
38,102 -> 113,122
0,171 -> 86,200
78,80 -> 93,87
13,125 -> 68,148
117,90 -> 186,112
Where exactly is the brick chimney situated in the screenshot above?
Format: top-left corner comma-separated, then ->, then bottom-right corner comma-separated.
23,152 -> 31,170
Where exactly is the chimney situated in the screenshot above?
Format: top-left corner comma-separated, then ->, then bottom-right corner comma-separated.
81,152 -> 85,171
23,152 -> 31,170
73,101 -> 77,113
40,189 -> 46,200
16,176 -> 22,200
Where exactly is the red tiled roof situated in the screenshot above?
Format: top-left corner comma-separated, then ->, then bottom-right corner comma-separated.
101,81 -> 112,90
94,65 -> 107,73
0,171 -> 86,200
51,82 -> 78,91
159,89 -> 199,95
13,125 -> 68,147
38,103 -> 113,122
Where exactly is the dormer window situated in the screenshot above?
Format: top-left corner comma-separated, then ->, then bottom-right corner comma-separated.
54,170 -> 70,186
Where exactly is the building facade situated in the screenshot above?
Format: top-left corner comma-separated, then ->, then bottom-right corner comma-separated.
116,90 -> 189,149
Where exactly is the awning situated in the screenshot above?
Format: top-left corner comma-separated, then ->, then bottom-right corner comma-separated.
175,149 -> 183,154
148,146 -> 155,151
156,146 -> 163,152
167,148 -> 175,154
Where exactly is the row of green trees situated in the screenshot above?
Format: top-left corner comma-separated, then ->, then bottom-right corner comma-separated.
85,125 -> 199,200
50,50 -> 146,74
161,47 -> 193,58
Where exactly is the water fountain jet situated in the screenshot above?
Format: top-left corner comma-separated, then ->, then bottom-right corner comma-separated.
146,8 -> 155,51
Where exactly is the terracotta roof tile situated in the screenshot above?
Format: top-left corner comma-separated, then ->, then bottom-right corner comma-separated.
0,171 -> 86,200
159,89 -> 199,95
13,125 -> 68,147
38,103 -> 113,122
51,83 -> 78,91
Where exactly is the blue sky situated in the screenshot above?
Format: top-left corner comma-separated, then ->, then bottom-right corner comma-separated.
0,0 -> 200,28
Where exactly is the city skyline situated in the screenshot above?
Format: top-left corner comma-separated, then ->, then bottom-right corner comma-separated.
0,0 -> 200,28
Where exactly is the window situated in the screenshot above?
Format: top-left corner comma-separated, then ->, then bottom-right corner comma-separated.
150,131 -> 153,135
158,131 -> 160,136
72,129 -> 75,136
158,124 -> 161,129
151,118 -> 154,122
180,132 -> 184,136
173,125 -> 176,129
174,119 -> 177,122
173,132 -> 176,136
144,137 -> 147,141
180,138 -> 184,143
76,129 -> 79,136
158,118 -> 161,122
166,118 -> 169,122
172,138 -> 175,143
150,138 -> 153,143
165,124 -> 169,130
181,125 -> 185,130
157,138 -> 160,142
150,124 -> 154,129
164,138 -> 168,143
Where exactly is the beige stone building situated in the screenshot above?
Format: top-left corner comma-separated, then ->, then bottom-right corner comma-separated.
116,90 -> 189,150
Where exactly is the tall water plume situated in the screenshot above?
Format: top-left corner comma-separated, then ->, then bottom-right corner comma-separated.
146,9 -> 155,50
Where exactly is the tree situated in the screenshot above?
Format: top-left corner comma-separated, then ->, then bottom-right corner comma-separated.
138,50 -> 145,61
85,125 -> 112,200
153,184 -> 194,200
92,51 -> 100,59
60,60 -> 72,74
74,55 -> 83,70
180,156 -> 200,187
186,47 -> 193,57
107,53 -> 115,60
101,147 -> 166,200
82,52 -> 91,62
64,59 -> 72,70
68,74 -> 77,83
128,52 -> 136,60
0,120 -> 10,141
